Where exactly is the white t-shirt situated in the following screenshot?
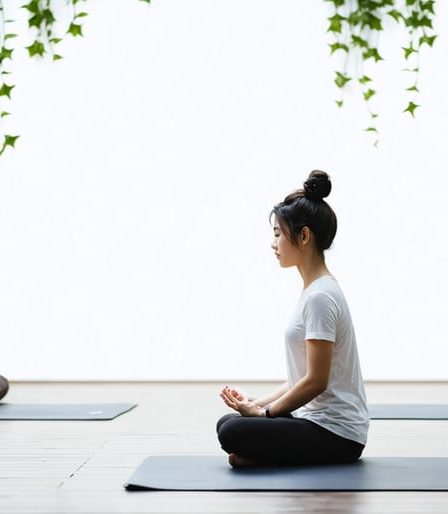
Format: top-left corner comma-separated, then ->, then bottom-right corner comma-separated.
284,275 -> 369,446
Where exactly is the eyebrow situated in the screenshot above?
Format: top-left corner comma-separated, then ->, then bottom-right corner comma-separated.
273,226 -> 280,231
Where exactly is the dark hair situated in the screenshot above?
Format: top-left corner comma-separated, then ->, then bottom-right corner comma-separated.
269,170 -> 337,255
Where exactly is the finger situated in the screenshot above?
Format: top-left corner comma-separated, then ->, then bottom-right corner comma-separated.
223,388 -> 239,405
230,389 -> 242,400
220,391 -> 237,407
220,394 -> 239,412
222,387 -> 232,399
221,390 -> 239,409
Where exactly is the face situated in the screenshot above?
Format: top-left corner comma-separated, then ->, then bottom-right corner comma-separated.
271,217 -> 312,268
271,216 -> 310,268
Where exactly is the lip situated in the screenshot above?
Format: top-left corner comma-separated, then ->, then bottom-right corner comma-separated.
275,254 -> 280,258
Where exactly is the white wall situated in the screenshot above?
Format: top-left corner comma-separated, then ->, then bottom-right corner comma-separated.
0,0 -> 447,380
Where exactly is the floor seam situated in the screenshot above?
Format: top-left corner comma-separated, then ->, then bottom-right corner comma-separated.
56,440 -> 108,489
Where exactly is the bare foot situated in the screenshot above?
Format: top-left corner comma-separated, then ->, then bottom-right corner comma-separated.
228,453 -> 257,468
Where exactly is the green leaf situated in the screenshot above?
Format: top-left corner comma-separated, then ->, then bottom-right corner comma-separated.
358,75 -> 372,84
4,33 -> 18,40
0,83 -> 15,98
53,54 -> 63,61
387,9 -> 403,22
328,42 -> 349,54
371,113 -> 379,118
351,35 -> 368,48
4,135 -> 19,147
402,45 -> 416,59
42,8 -> 55,24
334,71 -> 351,88
50,37 -> 62,44
28,13 -> 44,28
0,134 -> 20,157
26,40 -> 45,57
139,0 -> 152,3
67,23 -> 83,37
402,67 -> 419,72
406,84 -> 419,92
75,12 -> 88,18
327,14 -> 346,33
403,101 -> 419,116
364,127 -> 378,133
361,13 -> 382,31
335,99 -> 344,108
419,15 -> 433,28
420,0 -> 435,14
405,10 -> 433,29
0,47 -> 14,63
348,12 -> 361,26
419,35 -> 437,47
362,48 -> 383,62
21,0 -> 40,14
1,111 -> 11,118
363,89 -> 376,101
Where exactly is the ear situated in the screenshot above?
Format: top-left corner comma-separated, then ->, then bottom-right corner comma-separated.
301,226 -> 312,244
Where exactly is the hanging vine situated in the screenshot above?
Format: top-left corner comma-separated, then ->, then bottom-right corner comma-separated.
0,1 -> 439,157
326,0 -> 437,146
0,0 -> 150,158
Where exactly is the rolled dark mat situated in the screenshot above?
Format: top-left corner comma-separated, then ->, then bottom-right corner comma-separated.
0,375 -> 9,401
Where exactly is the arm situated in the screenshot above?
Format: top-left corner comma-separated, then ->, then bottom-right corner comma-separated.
225,381 -> 289,407
220,339 -> 333,418
252,381 -> 290,408
267,339 -> 333,417
219,381 -> 290,417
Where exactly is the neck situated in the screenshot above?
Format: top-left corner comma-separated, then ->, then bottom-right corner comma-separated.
296,256 -> 331,290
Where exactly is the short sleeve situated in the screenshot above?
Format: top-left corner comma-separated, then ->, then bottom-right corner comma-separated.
303,292 -> 339,343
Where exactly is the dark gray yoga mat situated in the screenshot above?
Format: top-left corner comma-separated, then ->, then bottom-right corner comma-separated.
124,455 -> 448,491
0,402 -> 137,420
369,404 -> 448,419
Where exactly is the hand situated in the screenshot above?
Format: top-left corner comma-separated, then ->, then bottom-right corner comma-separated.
228,387 -> 250,402
219,386 -> 265,417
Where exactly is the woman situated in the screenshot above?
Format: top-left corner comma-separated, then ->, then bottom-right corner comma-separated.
218,170 -> 369,468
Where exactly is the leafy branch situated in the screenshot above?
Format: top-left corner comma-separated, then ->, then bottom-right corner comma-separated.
0,0 -> 151,159
326,0 -> 437,146
0,0 -> 19,156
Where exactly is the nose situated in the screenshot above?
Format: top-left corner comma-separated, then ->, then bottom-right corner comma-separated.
271,240 -> 277,251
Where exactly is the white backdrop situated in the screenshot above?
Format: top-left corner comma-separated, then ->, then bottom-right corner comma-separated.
0,1 -> 447,380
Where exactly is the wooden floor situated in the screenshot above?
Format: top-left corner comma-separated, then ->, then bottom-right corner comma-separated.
1,381 -> 448,513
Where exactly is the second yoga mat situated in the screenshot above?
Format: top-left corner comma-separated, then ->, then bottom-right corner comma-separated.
0,402 -> 137,420
369,404 -> 448,419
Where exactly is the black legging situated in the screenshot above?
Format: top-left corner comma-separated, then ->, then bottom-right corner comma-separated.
217,412 -> 365,466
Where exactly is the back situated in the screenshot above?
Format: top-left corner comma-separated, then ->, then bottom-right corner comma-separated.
284,275 -> 370,446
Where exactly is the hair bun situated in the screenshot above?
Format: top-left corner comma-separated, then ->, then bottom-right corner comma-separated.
303,170 -> 331,201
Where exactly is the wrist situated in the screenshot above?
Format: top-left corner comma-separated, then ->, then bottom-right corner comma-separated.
264,404 -> 274,418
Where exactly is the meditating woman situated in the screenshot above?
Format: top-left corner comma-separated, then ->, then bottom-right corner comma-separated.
217,169 -> 369,468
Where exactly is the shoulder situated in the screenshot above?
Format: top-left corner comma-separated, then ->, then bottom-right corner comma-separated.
304,291 -> 340,318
